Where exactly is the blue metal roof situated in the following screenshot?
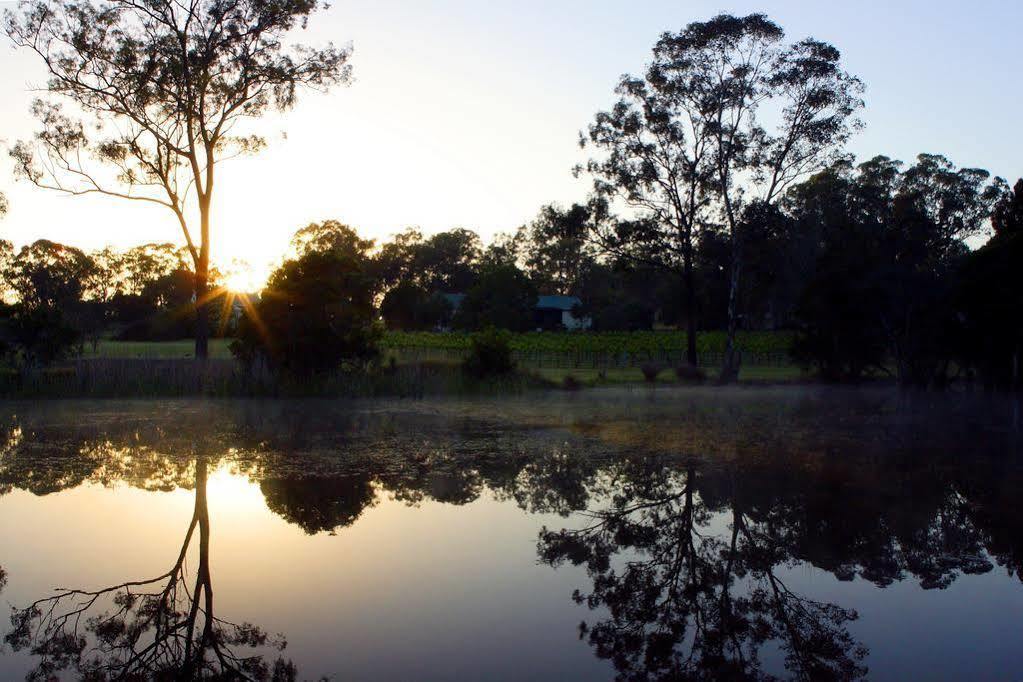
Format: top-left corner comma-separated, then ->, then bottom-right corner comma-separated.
536,295 -> 581,311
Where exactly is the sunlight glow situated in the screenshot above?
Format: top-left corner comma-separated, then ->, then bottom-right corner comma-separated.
222,263 -> 266,294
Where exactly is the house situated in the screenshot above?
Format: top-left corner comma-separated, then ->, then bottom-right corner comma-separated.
438,292 -> 591,331
535,295 -> 590,331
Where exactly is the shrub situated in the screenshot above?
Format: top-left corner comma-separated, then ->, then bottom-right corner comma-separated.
640,364 -> 663,383
232,251 -> 381,374
8,305 -> 81,366
463,327 -> 516,378
675,364 -> 707,384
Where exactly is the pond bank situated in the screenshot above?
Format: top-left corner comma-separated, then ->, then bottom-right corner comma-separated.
0,356 -> 822,399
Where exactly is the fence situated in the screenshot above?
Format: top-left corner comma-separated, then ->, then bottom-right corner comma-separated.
387,346 -> 791,369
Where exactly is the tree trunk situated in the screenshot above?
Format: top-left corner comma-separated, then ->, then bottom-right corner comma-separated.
720,251 -> 742,384
194,204 -> 211,361
194,266 -> 210,361
683,258 -> 698,367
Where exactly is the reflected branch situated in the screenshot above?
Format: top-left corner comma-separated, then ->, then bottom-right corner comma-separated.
5,458 -> 296,681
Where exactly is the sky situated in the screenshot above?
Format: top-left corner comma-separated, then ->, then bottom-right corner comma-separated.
0,0 -> 1021,286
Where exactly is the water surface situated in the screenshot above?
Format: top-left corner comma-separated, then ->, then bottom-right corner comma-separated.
0,388 -> 1020,680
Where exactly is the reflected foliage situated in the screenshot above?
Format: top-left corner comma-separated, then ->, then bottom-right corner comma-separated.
0,394 -> 1020,679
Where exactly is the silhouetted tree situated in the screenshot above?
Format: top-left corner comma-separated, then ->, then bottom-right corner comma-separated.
786,163 -> 889,380
6,0 -> 352,359
233,250 -> 380,374
291,220 -> 375,262
453,263 -> 537,332
956,178 -> 1023,390
786,155 -> 1003,384
636,15 -> 865,381
380,281 -> 452,331
522,204 -> 595,295
572,260 -> 657,331
579,58 -> 712,364
2,240 -> 96,363
416,228 -> 483,293
261,473 -> 378,534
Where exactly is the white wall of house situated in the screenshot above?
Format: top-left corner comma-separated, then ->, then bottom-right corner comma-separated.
561,310 -> 591,330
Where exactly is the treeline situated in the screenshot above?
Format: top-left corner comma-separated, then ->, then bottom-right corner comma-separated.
0,240 -> 239,365
230,164 -> 1023,388
1,165 -> 1021,390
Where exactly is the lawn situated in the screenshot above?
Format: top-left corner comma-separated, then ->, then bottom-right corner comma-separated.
84,339 -> 235,359
83,335 -> 806,384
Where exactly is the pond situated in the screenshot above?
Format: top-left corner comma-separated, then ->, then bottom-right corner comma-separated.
0,388 -> 1020,681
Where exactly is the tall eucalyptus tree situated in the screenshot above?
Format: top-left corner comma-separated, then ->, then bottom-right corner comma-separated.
5,0 -> 352,358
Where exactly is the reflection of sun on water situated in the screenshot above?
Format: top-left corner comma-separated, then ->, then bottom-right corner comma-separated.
205,466 -> 264,512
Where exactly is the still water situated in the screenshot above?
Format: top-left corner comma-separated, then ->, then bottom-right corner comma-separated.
0,388 -> 1020,681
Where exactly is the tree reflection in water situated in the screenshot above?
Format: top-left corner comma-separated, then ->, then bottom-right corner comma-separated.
4,458 -> 298,681
539,463 -> 868,681
0,394 -> 1019,680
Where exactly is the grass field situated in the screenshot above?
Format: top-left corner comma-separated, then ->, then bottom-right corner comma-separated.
82,335 -> 805,384
84,339 -> 235,359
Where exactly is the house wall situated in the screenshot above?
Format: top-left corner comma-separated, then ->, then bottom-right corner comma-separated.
561,310 -> 591,331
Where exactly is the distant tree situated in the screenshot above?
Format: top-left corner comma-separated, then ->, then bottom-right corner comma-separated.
0,239 -> 15,301
232,250 -> 380,374
374,228 -> 424,290
5,0 -> 352,359
954,178 -> 1022,390
380,281 -> 452,331
786,155 -> 1003,385
991,178 -> 1023,238
261,474 -> 377,534
480,228 -> 526,269
119,243 -> 187,296
6,240 -> 97,311
7,305 -> 81,365
785,164 -> 887,380
453,263 -> 537,332
579,56 -> 713,365
522,204 -> 594,295
635,14 -> 864,381
882,154 -> 1003,386
572,261 -> 656,331
0,191 -> 7,218
291,220 -> 375,261
416,228 -> 483,293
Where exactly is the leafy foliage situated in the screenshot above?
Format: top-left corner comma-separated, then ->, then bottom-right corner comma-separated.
233,251 -> 381,374
453,264 -> 537,332
463,327 -> 516,378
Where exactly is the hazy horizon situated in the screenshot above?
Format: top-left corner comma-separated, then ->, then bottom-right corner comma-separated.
1,0 -> 1020,285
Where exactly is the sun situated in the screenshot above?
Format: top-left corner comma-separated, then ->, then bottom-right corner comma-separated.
221,262 -> 266,294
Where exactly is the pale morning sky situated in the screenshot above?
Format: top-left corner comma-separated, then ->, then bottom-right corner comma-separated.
0,0 -> 1020,284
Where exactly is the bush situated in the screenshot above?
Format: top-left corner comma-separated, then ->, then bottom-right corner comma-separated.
8,305 -> 81,366
463,327 -> 516,378
675,364 -> 707,384
232,251 -> 381,374
640,364 -> 663,383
